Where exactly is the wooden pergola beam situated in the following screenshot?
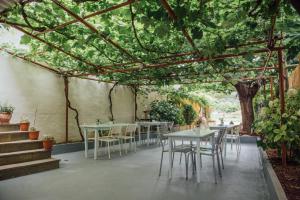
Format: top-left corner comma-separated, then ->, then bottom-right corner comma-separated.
51,0 -> 143,65
91,38 -> 283,72
105,46 -> 284,73
138,76 -> 276,86
73,65 -> 278,79
160,0 -> 201,55
35,1 -> 135,36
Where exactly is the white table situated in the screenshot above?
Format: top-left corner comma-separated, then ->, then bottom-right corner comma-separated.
210,124 -> 237,157
80,123 -> 133,160
165,128 -> 216,183
136,121 -> 170,146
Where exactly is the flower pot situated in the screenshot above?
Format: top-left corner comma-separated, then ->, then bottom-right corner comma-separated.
43,140 -> 53,150
20,122 -> 30,131
29,131 -> 39,140
0,112 -> 12,124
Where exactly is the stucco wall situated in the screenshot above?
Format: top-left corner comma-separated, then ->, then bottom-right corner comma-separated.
289,65 -> 300,90
0,54 -> 138,143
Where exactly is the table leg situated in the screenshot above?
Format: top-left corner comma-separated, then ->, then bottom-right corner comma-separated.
84,129 -> 88,158
196,139 -> 201,183
168,137 -> 173,180
94,129 -> 99,160
147,125 -> 150,146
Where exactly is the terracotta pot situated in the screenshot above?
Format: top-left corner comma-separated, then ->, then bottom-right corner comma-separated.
29,131 -> 39,140
43,140 -> 53,150
0,112 -> 12,124
20,122 -> 30,131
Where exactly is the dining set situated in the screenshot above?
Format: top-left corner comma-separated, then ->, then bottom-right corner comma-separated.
80,121 -> 172,160
80,121 -> 241,183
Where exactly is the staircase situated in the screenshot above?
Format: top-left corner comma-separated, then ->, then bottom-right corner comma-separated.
0,123 -> 60,180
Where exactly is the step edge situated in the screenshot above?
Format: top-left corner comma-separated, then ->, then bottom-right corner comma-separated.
0,149 -> 50,157
0,158 -> 60,170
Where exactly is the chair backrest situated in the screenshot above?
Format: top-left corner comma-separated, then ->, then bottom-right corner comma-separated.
159,123 -> 169,134
214,127 -> 227,149
167,122 -> 174,132
235,125 -> 241,136
110,125 -> 123,137
125,124 -> 137,136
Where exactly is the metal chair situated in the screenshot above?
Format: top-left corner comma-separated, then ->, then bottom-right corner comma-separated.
98,126 -> 122,159
226,125 -> 241,154
197,128 -> 227,183
119,124 -> 137,153
158,123 -> 193,180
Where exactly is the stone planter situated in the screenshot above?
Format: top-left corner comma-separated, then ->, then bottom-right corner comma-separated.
259,148 -> 288,200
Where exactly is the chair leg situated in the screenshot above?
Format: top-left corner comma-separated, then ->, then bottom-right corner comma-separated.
212,155 -> 217,184
171,152 -> 175,168
119,140 -> 122,156
185,154 -> 189,180
220,147 -> 224,169
216,152 -> 222,177
108,142 -> 111,159
159,151 -> 164,176
200,154 -> 202,168
179,152 -> 183,164
133,137 -> 136,152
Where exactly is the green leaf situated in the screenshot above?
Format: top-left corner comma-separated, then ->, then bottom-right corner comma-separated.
20,35 -> 31,45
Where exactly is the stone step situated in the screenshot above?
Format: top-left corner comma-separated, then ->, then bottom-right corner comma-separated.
0,140 -> 43,153
0,158 -> 60,180
0,149 -> 51,166
0,123 -> 20,132
0,131 -> 29,142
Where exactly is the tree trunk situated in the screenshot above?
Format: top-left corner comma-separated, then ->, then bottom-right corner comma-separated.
235,80 -> 261,134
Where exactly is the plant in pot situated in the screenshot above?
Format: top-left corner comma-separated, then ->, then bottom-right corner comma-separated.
42,135 -> 55,150
28,127 -> 39,140
28,108 -> 39,140
0,103 -> 15,124
19,116 -> 30,131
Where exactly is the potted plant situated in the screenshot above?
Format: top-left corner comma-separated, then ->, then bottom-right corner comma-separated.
0,103 -> 15,124
28,127 -> 39,140
19,116 -> 30,131
42,135 -> 55,150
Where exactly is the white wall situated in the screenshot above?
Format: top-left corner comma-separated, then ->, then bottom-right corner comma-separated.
0,54 -> 137,143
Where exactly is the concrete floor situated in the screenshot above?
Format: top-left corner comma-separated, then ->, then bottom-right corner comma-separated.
0,143 -> 270,200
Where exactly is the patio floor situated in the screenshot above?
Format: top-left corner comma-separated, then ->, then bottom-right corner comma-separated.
0,143 -> 270,200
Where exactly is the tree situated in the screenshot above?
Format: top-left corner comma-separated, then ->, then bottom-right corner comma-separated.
234,80 -> 261,134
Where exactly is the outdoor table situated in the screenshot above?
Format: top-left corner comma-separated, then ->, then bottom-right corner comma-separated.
210,124 -> 237,157
165,128 -> 216,183
136,121 -> 170,146
80,123 -> 133,160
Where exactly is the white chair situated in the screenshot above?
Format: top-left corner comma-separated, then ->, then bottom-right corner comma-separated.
98,126 -> 122,159
119,124 -> 137,153
226,125 -> 241,153
158,125 -> 193,180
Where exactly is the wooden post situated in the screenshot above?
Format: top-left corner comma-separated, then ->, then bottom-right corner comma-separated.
278,49 -> 287,167
270,77 -> 274,100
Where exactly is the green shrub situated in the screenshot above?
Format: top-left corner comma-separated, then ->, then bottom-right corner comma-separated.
182,104 -> 197,125
254,89 -> 300,161
150,100 -> 185,125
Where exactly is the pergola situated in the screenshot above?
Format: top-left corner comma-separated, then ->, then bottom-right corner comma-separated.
0,0 -> 295,165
